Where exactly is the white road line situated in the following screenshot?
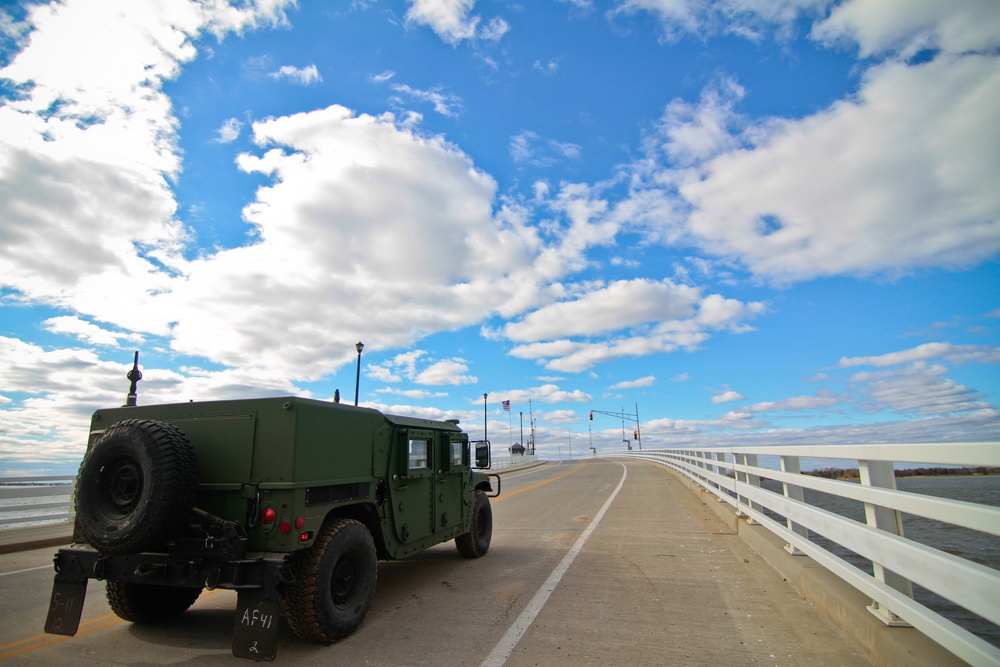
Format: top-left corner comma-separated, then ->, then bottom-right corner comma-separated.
0,564 -> 50,577
480,461 -> 628,667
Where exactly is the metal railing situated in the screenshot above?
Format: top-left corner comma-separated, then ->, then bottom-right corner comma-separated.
0,476 -> 75,527
599,443 -> 1000,667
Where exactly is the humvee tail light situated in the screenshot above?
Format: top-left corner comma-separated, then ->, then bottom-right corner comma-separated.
295,516 -> 305,529
279,520 -> 291,534
299,531 -> 312,543
261,507 -> 277,532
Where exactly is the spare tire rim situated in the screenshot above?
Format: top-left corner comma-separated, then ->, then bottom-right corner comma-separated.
100,455 -> 144,518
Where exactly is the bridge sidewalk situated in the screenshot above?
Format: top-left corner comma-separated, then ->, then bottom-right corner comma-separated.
658,463 -> 963,667
501,460 -> 963,667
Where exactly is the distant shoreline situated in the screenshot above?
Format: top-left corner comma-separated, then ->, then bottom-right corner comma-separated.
805,466 -> 1000,480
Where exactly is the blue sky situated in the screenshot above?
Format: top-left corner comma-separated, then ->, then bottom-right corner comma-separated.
1,0 -> 998,475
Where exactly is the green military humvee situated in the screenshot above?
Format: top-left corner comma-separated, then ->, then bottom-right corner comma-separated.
44,360 -> 498,661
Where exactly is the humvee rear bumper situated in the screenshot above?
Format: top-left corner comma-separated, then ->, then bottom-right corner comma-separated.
44,540 -> 291,662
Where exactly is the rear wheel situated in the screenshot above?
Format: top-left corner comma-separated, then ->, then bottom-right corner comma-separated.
283,518 -> 378,643
106,581 -> 202,624
456,491 -> 492,558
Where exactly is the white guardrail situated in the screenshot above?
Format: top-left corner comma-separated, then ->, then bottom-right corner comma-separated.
491,454 -> 538,470
0,459 -> 540,528
599,443 -> 1000,667
0,476 -> 76,527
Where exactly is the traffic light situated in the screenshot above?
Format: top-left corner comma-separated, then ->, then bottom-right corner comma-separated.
589,411 -> 593,420
633,430 -> 638,440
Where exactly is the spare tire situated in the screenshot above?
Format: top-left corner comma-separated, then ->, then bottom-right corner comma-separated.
75,419 -> 198,555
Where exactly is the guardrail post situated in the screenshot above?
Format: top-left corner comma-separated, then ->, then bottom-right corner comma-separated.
733,453 -> 760,524
779,455 -> 807,555
859,459 -> 913,626
714,452 -> 728,501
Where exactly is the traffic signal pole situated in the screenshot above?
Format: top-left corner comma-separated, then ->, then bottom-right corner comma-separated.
589,405 -> 642,450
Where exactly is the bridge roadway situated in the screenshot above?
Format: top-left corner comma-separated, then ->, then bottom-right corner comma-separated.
0,459 -> 876,665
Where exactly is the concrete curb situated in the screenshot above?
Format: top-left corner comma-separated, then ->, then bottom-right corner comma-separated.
0,523 -> 73,555
679,475 -> 967,667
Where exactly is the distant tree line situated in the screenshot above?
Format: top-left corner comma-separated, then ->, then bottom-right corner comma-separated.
804,467 -> 1000,480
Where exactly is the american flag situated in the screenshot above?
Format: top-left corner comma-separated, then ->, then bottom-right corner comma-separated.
502,400 -> 510,411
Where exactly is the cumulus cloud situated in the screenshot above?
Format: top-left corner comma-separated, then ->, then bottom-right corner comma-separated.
678,56 -> 1000,282
503,278 -> 763,371
812,0 -> 1000,58
414,359 -> 478,385
610,0 -> 1000,284
404,0 -> 507,44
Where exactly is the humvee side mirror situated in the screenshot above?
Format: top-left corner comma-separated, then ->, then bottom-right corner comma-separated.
474,441 -> 491,469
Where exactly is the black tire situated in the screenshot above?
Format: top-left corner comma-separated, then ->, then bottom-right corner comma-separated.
284,518 -> 378,643
106,581 -> 201,624
75,419 -> 198,555
456,491 -> 492,558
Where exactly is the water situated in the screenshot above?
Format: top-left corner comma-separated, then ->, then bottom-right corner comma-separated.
763,475 -> 1000,648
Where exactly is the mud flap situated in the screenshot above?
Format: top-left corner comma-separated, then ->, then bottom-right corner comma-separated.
44,552 -> 89,637
45,580 -> 87,636
232,590 -> 281,661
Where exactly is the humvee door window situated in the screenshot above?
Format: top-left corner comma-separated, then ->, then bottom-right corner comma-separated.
451,440 -> 464,467
408,439 -> 429,469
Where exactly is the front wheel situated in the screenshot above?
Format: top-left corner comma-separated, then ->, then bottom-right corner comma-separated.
283,518 -> 378,643
456,491 -> 492,558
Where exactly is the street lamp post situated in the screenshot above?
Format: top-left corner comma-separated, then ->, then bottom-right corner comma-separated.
354,341 -> 364,406
483,393 -> 488,442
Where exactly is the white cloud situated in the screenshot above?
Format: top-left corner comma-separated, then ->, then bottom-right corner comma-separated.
611,0 -> 829,42
414,359 -> 478,385
611,376 -> 656,389
43,316 -> 143,347
0,0 -> 293,330
388,82 -> 463,117
745,390 -> 841,413
479,16 -> 510,42
504,279 -> 702,342
678,56 -> 1000,282
711,388 -> 743,404
503,279 -> 763,371
215,117 -> 243,143
375,387 -> 448,399
510,131 -> 582,167
839,342 -> 1000,368
812,0 -> 1000,58
269,64 -> 322,86
850,363 -> 992,416
404,0 -> 479,43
